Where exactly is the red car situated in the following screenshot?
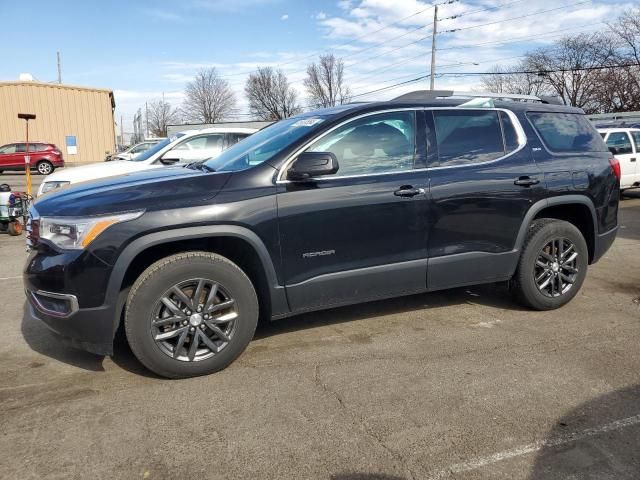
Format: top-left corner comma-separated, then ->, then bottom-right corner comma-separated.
0,142 -> 64,175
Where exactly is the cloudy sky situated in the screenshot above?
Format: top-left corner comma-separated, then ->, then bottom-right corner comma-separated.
0,0 -> 633,133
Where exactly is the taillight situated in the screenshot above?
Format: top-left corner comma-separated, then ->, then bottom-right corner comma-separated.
609,157 -> 621,181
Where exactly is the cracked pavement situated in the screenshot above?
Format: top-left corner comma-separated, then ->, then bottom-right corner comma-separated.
0,173 -> 639,479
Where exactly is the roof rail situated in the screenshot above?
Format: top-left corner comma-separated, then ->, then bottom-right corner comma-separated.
392,90 -> 553,104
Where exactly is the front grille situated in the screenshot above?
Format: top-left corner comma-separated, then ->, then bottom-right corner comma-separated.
26,207 -> 39,250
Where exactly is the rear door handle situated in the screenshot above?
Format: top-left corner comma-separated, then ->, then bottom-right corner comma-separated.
631,158 -> 637,162
394,186 -> 425,197
514,176 -> 540,187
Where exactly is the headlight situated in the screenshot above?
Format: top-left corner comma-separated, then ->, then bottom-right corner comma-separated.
39,211 -> 144,250
40,181 -> 70,195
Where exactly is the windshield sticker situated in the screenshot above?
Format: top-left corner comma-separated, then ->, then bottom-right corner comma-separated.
292,118 -> 324,127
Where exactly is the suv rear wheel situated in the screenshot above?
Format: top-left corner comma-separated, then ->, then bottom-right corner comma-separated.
36,160 -> 53,175
125,251 -> 259,378
512,219 -> 588,310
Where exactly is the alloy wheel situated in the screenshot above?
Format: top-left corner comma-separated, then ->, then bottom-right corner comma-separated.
151,278 -> 237,362
534,238 -> 579,298
38,162 -> 52,175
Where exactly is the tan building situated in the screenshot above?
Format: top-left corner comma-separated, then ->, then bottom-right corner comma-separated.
0,81 -> 116,166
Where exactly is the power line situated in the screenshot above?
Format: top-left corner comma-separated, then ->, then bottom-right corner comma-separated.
344,62 -> 638,102
437,63 -> 639,77
436,22 -> 604,51
440,0 -> 591,34
440,0 -> 527,21
348,54 -> 525,96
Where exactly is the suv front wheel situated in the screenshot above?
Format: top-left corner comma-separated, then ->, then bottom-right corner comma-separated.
512,219 -> 588,310
125,251 -> 259,378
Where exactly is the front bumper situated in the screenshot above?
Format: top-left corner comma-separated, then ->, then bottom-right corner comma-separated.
23,246 -> 119,356
25,297 -> 116,355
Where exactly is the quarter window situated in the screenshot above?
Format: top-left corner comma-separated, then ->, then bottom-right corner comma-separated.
433,110 -> 505,166
631,131 -> 640,151
606,132 -> 634,155
527,112 -> 604,152
306,111 -> 416,176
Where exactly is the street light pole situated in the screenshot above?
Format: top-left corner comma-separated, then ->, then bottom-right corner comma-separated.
18,113 -> 36,196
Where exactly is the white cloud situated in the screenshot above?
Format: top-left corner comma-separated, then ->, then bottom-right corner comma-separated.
316,11 -> 327,20
281,14 -> 289,20
309,0 -> 625,101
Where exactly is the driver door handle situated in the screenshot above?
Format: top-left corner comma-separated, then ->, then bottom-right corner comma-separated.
394,186 -> 425,197
514,176 -> 540,187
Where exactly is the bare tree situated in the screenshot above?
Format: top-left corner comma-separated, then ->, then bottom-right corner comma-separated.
480,61 -> 550,96
146,99 -> 180,137
612,7 -> 640,66
525,33 -> 617,113
591,64 -> 640,112
183,68 -> 236,123
245,67 -> 302,120
304,54 -> 351,108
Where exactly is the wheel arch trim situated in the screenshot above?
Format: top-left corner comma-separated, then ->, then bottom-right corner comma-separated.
514,195 -> 597,253
104,225 -> 287,331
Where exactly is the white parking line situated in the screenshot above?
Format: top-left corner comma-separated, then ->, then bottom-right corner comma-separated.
0,275 -> 22,281
428,414 -> 640,479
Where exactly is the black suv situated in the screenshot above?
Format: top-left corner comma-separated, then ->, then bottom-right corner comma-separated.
24,91 -> 620,378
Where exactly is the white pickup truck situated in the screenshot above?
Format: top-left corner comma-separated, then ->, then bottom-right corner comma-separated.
599,128 -> 640,191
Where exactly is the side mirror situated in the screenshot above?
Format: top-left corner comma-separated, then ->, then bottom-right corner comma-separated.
608,146 -> 618,155
159,154 -> 181,165
287,152 -> 339,181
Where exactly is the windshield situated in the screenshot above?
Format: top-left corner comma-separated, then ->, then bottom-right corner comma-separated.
204,116 -> 330,172
130,133 -> 185,162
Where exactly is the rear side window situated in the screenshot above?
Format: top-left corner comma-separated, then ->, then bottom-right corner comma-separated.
433,110 -> 505,166
527,112 -> 604,152
631,131 -> 640,151
605,132 -> 634,154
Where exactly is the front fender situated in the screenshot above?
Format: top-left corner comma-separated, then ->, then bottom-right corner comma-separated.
104,225 -> 288,332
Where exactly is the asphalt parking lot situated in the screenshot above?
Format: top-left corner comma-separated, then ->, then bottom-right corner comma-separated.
1,171 -> 639,479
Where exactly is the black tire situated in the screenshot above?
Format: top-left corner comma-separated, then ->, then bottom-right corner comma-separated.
512,219 -> 588,311
36,160 -> 54,175
125,251 -> 258,378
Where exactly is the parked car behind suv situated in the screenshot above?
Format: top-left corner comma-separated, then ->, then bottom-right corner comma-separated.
598,127 -> 640,191
37,127 -> 257,195
0,142 -> 64,175
105,140 -> 163,162
24,91 -> 620,378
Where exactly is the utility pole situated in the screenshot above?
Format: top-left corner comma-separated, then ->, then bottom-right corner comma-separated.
56,51 -> 62,84
18,113 -> 36,196
120,115 -> 124,148
430,5 -> 438,90
145,102 -> 149,139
